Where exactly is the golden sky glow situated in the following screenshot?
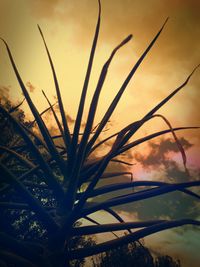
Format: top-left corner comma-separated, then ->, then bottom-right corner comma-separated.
0,1 -> 200,266
1,0 -> 200,130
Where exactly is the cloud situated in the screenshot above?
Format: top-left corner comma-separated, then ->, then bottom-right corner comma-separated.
26,81 -> 36,93
106,137 -> 200,223
0,86 -> 10,102
133,136 -> 200,186
27,0 -> 200,61
90,135 -> 199,222
66,114 -> 75,124
134,137 -> 193,172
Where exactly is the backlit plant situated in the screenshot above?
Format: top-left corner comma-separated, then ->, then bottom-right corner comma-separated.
0,1 -> 199,267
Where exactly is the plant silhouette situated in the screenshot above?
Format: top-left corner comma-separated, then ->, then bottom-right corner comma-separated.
0,0 -> 199,266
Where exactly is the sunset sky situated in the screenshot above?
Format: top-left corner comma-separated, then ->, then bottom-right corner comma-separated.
0,0 -> 200,266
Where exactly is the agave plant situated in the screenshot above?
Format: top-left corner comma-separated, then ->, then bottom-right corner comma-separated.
0,0 -> 200,267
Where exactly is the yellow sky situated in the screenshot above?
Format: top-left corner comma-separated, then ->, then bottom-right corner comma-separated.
1,0 -> 200,133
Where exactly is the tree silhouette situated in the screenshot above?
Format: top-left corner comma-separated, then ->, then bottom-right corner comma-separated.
92,241 -> 181,267
0,0 -> 199,266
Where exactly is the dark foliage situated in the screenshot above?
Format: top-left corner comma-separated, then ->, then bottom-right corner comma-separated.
92,242 -> 181,267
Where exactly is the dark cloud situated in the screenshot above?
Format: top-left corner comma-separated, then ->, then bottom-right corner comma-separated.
114,136 -> 200,224
133,136 -> 200,185
134,137 -> 193,171
114,191 -> 200,221
164,160 -> 190,182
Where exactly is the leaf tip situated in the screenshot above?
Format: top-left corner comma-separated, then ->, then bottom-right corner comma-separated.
162,17 -> 169,29
127,34 -> 133,42
98,0 -> 101,10
187,64 -> 200,82
0,37 -> 7,46
37,24 -> 43,36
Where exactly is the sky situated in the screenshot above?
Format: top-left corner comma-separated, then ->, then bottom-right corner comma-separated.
0,0 -> 200,266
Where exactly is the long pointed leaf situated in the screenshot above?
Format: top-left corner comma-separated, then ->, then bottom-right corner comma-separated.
116,66 -> 200,149
21,123 -> 48,150
153,114 -> 187,168
81,34 -> 132,157
81,127 -> 198,193
37,26 -> 71,150
113,114 -> 189,170
69,219 -> 200,259
86,18 -> 169,152
145,65 -> 200,119
89,125 -> 198,156
72,220 -> 165,236
81,171 -> 133,184
81,180 -> 200,216
72,35 -> 133,195
88,180 -> 200,200
0,38 -> 67,175
42,90 -> 64,139
28,102 -> 57,128
104,207 -> 132,234
9,98 -> 25,113
83,215 -> 119,238
116,126 -> 199,156
69,0 -> 101,172
110,159 -> 135,166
